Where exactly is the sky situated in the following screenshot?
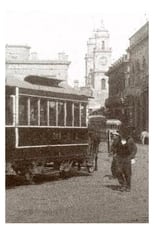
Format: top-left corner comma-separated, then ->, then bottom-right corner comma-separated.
5,0 -> 149,87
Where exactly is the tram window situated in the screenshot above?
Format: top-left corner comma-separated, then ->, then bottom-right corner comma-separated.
74,103 -> 80,127
49,101 -> 56,126
40,99 -> 47,126
101,79 -> 106,90
58,101 -> 64,126
30,98 -> 38,125
81,103 -> 86,127
6,96 -> 13,125
66,101 -> 72,126
19,96 -> 28,125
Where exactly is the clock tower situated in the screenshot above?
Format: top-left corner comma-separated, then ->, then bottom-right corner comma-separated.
85,20 -> 112,111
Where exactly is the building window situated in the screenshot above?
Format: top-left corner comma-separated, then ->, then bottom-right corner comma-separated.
102,41 -> 105,49
126,76 -> 131,87
91,74 -> 95,88
101,79 -> 106,89
132,64 -> 135,73
142,56 -> 146,70
136,60 -> 140,72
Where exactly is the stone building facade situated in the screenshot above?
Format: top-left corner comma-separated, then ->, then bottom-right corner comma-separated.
105,54 -> 129,121
105,21 -> 149,138
85,21 -> 112,111
6,45 -> 71,83
126,21 -> 149,134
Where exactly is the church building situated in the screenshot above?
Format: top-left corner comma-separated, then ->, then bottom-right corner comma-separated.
85,21 -> 112,111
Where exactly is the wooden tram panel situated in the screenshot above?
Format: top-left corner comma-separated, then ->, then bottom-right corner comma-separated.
6,75 -> 94,180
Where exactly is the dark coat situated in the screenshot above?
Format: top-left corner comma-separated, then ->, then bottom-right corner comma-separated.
126,136 -> 137,159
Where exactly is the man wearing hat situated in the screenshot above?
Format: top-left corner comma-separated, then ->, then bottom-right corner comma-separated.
110,130 -> 137,191
110,131 -> 122,179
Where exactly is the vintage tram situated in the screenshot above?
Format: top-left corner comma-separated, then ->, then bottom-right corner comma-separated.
6,75 -> 95,182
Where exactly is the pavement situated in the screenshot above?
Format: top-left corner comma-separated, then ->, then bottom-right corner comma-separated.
6,142 -> 149,223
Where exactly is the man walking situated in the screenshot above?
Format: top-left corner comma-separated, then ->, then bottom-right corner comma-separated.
110,130 -> 137,191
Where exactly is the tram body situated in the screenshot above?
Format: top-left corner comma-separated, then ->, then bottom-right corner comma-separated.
6,75 -> 94,180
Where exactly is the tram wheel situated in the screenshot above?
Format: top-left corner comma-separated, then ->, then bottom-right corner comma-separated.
25,172 -> 35,184
87,165 -> 95,173
59,170 -> 65,178
59,170 -> 70,179
87,159 -> 95,173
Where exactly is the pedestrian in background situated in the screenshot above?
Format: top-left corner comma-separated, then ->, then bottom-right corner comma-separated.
88,131 -> 100,171
110,131 -> 121,178
92,132 -> 100,171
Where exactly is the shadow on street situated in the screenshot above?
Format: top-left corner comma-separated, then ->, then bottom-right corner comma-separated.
6,168 -> 91,189
103,184 -> 123,192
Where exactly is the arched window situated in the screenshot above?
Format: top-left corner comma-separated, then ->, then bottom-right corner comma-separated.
132,64 -> 135,73
101,78 -> 106,89
102,41 -> 105,49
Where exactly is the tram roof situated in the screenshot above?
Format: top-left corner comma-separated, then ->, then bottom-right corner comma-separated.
6,75 -> 90,100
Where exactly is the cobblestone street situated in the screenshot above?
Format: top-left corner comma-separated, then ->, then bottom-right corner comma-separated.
6,143 -> 148,223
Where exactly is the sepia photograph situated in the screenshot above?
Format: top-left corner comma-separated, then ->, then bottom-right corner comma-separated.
3,0 -> 151,226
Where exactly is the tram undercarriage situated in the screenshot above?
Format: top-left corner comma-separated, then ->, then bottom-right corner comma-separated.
6,145 -> 96,183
